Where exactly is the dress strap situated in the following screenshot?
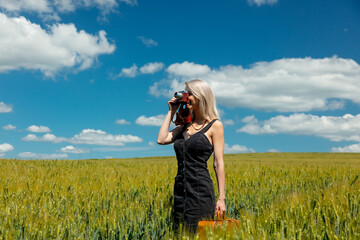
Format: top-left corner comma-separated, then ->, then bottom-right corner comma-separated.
200,119 -> 218,133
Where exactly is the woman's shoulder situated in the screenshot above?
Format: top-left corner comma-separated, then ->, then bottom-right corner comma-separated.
209,119 -> 223,130
207,119 -> 224,139
211,118 -> 222,125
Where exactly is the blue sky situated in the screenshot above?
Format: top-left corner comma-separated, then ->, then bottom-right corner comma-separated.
1,0 -> 360,159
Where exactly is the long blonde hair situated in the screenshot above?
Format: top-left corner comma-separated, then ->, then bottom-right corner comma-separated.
185,79 -> 220,121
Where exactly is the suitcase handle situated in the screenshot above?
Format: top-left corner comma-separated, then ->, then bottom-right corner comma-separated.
216,210 -> 225,220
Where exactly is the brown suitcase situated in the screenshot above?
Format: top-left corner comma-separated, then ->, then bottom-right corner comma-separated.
198,211 -> 240,238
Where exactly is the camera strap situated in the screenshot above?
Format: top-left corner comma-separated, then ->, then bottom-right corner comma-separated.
173,103 -> 192,125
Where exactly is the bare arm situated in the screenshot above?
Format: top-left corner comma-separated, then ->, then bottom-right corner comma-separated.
157,98 -> 181,145
212,120 -> 226,215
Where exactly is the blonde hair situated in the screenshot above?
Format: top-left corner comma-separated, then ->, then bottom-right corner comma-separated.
185,79 -> 220,121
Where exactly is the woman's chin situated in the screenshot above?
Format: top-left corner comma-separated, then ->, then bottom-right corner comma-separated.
187,104 -> 198,112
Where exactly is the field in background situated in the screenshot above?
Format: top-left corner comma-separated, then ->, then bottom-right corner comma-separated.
0,153 -> 359,239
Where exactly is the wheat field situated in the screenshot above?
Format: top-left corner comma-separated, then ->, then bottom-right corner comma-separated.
0,153 -> 359,239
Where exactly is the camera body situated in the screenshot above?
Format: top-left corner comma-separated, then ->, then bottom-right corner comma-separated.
173,91 -> 192,125
174,91 -> 189,103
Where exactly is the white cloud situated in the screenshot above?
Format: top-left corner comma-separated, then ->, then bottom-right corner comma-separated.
118,62 -> 165,77
55,0 -> 119,14
0,143 -> 14,153
22,133 -> 67,143
268,148 -> 280,153
3,124 -> 16,130
115,119 -> 130,125
140,62 -> 164,74
166,61 -> 211,77
53,0 -> 75,12
0,13 -> 115,76
0,102 -> 13,113
149,79 -> 185,98
247,0 -> 278,6
137,36 -> 158,47
148,141 -> 156,146
26,125 -> 51,132
118,63 -> 138,77
223,119 -> 235,126
94,146 -> 151,152
69,129 -> 142,146
21,129 -> 142,146
217,108 -> 225,118
0,0 -> 51,13
60,145 -> 89,153
55,0 -> 138,15
224,144 -> 255,153
150,57 -> 360,112
238,113 -> 360,142
332,144 -> 360,152
119,0 -> 138,6
135,114 -> 166,126
1,0 -> 138,18
18,152 -> 68,159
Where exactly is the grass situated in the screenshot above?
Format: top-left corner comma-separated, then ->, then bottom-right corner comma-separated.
0,153 -> 359,239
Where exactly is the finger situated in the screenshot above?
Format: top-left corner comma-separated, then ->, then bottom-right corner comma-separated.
170,101 -> 179,105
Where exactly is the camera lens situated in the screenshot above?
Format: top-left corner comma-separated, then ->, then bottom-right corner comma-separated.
174,91 -> 184,99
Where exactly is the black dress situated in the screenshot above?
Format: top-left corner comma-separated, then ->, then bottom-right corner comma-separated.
172,119 -> 217,232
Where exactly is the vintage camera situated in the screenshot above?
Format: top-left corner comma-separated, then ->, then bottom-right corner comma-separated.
173,91 -> 192,125
174,91 -> 189,103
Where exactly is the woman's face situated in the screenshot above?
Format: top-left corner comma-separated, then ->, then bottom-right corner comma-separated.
185,87 -> 199,111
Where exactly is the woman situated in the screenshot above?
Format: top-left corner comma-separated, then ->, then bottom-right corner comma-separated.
157,79 -> 226,233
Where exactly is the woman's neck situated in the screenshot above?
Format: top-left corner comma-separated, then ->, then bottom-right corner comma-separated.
192,109 -> 206,124
192,111 -> 206,124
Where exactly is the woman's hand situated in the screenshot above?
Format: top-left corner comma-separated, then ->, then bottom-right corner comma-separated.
157,98 -> 182,145
216,198 -> 226,217
168,97 -> 180,113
